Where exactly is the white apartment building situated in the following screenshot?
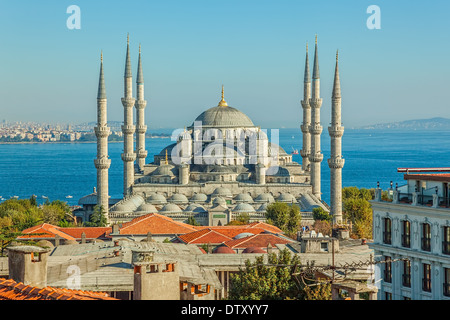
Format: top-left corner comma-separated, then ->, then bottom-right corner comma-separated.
369,168 -> 450,300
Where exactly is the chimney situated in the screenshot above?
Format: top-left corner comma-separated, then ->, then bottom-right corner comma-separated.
133,261 -> 180,300
7,246 -> 51,288
55,234 -> 61,247
146,232 -> 152,242
81,232 -> 86,244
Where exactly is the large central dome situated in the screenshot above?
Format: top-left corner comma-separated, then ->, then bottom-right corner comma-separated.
191,86 -> 255,128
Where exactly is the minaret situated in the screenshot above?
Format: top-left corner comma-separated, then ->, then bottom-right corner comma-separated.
121,34 -> 136,196
328,50 -> 345,224
135,44 -> 148,170
94,52 -> 111,221
308,35 -> 323,199
300,42 -> 311,172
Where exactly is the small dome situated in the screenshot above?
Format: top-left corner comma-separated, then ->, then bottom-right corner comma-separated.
148,193 -> 167,204
190,193 -> 208,202
212,187 -> 232,197
234,193 -> 253,203
136,203 -> 158,213
212,196 -> 227,206
213,246 -> 235,254
257,203 -> 269,212
234,232 -> 255,239
111,195 -> 145,212
36,240 -> 54,249
159,203 -> 182,213
169,193 -> 189,204
232,203 -> 255,213
277,193 -> 296,203
271,167 -> 290,176
254,193 -> 275,203
242,247 -> 266,254
184,204 -> 207,213
268,142 -> 288,156
151,164 -> 176,176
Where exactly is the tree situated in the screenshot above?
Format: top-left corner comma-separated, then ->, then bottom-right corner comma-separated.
342,187 -> 374,239
312,207 -> 331,222
266,202 -> 301,237
229,249 -> 301,300
84,205 -> 107,227
312,220 -> 332,237
187,215 -> 200,226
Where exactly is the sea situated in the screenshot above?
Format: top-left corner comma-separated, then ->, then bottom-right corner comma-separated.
0,128 -> 449,207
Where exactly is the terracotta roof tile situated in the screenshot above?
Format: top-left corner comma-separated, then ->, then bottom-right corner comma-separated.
119,213 -> 198,235
224,233 -> 292,249
60,227 -> 112,239
0,279 -> 117,300
177,229 -> 233,244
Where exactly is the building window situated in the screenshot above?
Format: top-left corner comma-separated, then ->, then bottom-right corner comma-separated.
422,263 -> 432,292
385,292 -> 392,300
422,223 -> 431,252
444,268 -> 450,297
443,226 -> 450,255
383,218 -> 392,245
384,256 -> 392,283
402,220 -> 411,248
402,259 -> 411,288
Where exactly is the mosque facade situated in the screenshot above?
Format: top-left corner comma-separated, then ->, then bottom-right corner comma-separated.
76,35 -> 344,227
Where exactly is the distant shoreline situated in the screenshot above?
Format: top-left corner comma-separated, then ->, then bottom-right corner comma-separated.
0,136 -> 170,145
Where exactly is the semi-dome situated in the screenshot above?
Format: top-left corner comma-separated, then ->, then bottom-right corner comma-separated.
111,195 -> 145,212
254,193 -> 275,203
151,164 -> 176,176
232,203 -> 255,213
268,142 -> 288,156
257,203 -> 270,212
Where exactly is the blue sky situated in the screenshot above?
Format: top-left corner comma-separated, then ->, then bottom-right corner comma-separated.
0,0 -> 449,129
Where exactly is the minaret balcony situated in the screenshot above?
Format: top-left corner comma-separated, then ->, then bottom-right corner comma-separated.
301,100 -> 311,108
136,125 -> 147,134
121,97 -> 136,107
137,150 -> 148,158
309,98 -> 323,108
94,126 -> 111,138
94,158 -> 111,169
300,124 -> 310,133
328,126 -> 344,138
309,153 -> 323,163
121,152 -> 137,162
328,157 -> 345,169
300,149 -> 310,158
121,125 -> 136,134
309,124 -> 323,135
135,100 -> 147,109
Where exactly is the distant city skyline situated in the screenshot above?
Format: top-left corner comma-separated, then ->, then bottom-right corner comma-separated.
1,1 -> 449,129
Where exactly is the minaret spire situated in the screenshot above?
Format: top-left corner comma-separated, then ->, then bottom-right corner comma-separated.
328,50 -> 345,224
94,51 -> 111,223
135,43 -> 148,171
300,42 -> 312,172
308,34 -> 323,199
121,33 -> 136,197
218,85 -> 228,107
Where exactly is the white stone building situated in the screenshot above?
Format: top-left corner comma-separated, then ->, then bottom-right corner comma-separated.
369,169 -> 450,300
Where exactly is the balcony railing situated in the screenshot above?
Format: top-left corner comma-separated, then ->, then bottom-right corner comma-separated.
423,279 -> 432,292
422,237 -> 431,252
438,197 -> 450,208
402,274 -> 411,288
384,270 -> 392,283
383,232 -> 392,245
444,283 -> 450,297
402,234 -> 411,248
418,194 -> 434,206
443,241 -> 450,255
398,193 -> 412,204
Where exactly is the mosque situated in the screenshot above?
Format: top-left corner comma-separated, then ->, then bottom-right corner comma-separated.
76,34 -> 345,227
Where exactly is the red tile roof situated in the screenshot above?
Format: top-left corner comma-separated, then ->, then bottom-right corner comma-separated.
17,224 -> 112,241
118,213 -> 198,235
177,228 -> 233,244
224,233 -> 292,249
0,279 -> 117,300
